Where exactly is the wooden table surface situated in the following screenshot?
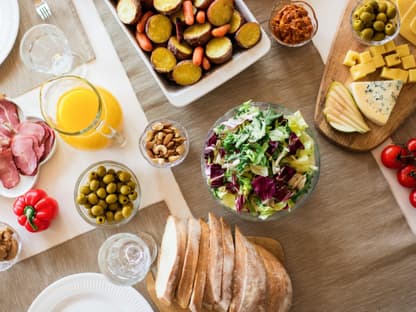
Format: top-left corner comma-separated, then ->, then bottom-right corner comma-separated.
2,0 -> 416,311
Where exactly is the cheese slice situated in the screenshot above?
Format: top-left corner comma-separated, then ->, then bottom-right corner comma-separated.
350,80 -> 404,126
400,2 -> 416,46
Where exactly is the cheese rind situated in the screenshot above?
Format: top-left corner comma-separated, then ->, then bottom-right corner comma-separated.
350,80 -> 404,126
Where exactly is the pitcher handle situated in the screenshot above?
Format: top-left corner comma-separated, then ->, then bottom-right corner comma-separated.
96,120 -> 127,147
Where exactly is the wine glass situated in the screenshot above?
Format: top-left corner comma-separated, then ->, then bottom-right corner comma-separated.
19,24 -> 86,76
98,232 -> 157,286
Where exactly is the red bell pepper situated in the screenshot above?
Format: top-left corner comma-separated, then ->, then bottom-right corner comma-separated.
13,189 -> 59,233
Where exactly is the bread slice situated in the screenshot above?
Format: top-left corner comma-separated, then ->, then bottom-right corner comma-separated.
229,227 -> 267,312
176,218 -> 202,309
215,217 -> 234,312
189,220 -> 210,312
155,216 -> 188,305
203,212 -> 224,309
255,245 -> 293,312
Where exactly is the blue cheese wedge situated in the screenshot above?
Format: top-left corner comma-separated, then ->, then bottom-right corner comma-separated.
349,80 -> 404,126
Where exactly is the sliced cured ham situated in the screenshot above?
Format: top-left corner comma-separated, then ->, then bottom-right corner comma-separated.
36,120 -> 55,161
0,97 -> 20,134
0,148 -> 20,188
11,135 -> 39,176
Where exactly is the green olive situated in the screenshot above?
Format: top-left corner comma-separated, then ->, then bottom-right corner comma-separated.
127,181 -> 136,190
373,20 -> 385,32
103,174 -> 115,184
96,187 -> 107,199
120,185 -> 131,195
118,171 -> 131,182
80,185 -> 91,195
353,19 -> 364,31
89,179 -> 100,192
359,11 -> 373,23
87,193 -> 99,205
91,205 -> 104,216
96,165 -> 106,177
352,10 -> 362,20
386,6 -> 396,19
106,182 -> 117,194
108,203 -> 119,211
97,199 -> 108,209
376,12 -> 387,23
106,193 -> 118,204
77,194 -> 87,205
84,203 -> 92,209
368,0 -> 378,9
118,195 -> 129,205
362,3 -> 374,13
378,1 -> 387,12
88,171 -> 98,181
106,211 -> 114,222
122,206 -> 133,218
360,27 -> 374,40
385,23 -> 396,35
128,191 -> 138,201
114,211 -> 124,222
96,216 -> 106,225
107,169 -> 116,175
373,32 -> 386,41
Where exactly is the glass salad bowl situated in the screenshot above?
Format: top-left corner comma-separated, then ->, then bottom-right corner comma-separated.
201,101 -> 320,221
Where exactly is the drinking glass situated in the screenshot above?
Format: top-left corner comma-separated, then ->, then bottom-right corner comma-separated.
19,24 -> 86,76
39,75 -> 126,150
98,232 -> 157,286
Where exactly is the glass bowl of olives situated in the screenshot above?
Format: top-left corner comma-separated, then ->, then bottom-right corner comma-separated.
351,0 -> 400,45
74,160 -> 141,227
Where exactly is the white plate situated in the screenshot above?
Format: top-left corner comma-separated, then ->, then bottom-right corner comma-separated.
28,273 -> 154,312
105,0 -> 271,107
0,0 -> 19,65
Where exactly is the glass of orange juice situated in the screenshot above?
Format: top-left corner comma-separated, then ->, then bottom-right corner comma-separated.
39,75 -> 126,150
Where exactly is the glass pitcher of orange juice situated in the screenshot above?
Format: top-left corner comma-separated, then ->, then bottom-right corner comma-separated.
40,75 -> 126,150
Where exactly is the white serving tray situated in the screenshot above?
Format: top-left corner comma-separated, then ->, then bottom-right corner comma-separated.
105,0 -> 271,107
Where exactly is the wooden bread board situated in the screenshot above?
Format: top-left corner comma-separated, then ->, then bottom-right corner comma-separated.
145,236 -> 285,312
314,0 -> 416,152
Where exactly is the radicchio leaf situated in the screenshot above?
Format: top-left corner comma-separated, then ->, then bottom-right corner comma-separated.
235,194 -> 245,213
288,132 -> 304,155
207,132 -> 217,146
275,165 -> 296,183
226,174 -> 239,193
209,164 -> 225,188
267,141 -> 279,155
251,176 -> 276,201
274,186 -> 293,202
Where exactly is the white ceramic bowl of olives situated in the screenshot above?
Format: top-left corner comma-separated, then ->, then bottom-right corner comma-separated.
351,0 -> 400,45
74,161 -> 141,227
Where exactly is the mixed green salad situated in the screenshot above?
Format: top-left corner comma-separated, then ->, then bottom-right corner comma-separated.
203,101 -> 318,220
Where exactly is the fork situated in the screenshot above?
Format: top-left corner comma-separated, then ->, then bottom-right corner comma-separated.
34,0 -> 52,20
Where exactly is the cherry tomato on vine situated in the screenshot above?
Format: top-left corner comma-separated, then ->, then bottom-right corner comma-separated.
410,189 -> 416,208
407,138 -> 416,156
397,165 -> 416,188
381,144 -> 409,169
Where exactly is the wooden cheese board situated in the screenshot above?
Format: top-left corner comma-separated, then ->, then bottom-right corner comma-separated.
145,236 -> 285,312
314,0 -> 416,152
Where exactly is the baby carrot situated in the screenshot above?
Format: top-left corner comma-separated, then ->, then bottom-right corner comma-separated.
136,11 -> 154,33
136,32 -> 153,52
202,56 -> 211,71
196,10 -> 206,24
193,46 -> 204,66
183,1 -> 195,26
212,24 -> 231,37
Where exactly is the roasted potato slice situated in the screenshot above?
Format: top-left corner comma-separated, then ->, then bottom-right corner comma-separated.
207,0 -> 234,26
205,37 -> 233,64
172,60 -> 202,85
117,0 -> 142,25
194,0 -> 213,10
235,22 -> 261,49
168,36 -> 193,60
151,47 -> 177,73
153,0 -> 182,15
184,22 -> 212,46
146,14 -> 173,43
170,4 -> 197,23
228,9 -> 244,34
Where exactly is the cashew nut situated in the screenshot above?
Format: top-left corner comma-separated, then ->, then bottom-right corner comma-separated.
153,144 -> 168,156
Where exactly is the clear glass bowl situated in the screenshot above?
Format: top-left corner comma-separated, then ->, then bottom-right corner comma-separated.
74,161 -> 141,228
201,102 -> 320,222
269,0 -> 318,48
350,0 -> 400,46
139,119 -> 189,169
0,221 -> 22,271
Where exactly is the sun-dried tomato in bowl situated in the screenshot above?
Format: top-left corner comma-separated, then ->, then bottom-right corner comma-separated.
269,1 -> 318,47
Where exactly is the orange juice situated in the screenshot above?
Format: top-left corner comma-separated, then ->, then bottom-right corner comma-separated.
56,87 -> 123,150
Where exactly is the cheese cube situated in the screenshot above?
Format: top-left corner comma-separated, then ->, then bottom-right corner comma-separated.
385,53 -> 402,67
395,44 -> 411,57
409,69 -> 416,83
343,50 -> 360,67
401,55 -> 416,69
381,67 -> 409,82
384,41 -> 396,53
350,62 -> 376,80
358,51 -> 373,64
369,45 -> 386,56
372,54 -> 385,68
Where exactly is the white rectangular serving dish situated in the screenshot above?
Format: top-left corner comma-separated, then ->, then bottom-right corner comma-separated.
105,0 -> 271,107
